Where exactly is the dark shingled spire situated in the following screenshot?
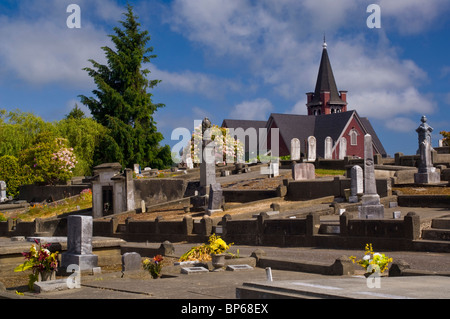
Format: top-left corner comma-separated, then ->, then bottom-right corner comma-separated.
309,41 -> 346,106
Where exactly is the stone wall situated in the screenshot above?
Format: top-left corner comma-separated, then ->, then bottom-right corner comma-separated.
18,185 -> 89,202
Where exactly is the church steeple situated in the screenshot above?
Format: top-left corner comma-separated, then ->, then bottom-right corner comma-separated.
306,40 -> 347,116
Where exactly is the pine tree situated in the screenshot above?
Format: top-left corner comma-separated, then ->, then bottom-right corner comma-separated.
79,4 -> 171,169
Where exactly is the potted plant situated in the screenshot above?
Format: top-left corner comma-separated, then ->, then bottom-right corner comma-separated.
142,255 -> 164,279
14,240 -> 59,290
349,243 -> 393,277
179,234 -> 233,271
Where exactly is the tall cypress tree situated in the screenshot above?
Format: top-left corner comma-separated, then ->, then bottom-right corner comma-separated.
79,4 -> 171,169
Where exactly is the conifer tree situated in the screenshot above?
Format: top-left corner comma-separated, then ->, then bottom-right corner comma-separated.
79,4 -> 171,169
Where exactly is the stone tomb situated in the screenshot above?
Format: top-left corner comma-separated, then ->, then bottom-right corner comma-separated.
181,266 -> 209,275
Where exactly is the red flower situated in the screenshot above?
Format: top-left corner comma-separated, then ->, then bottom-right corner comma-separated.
153,255 -> 163,263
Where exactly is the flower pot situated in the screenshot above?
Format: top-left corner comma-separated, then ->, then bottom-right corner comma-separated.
211,254 -> 226,271
38,270 -> 56,282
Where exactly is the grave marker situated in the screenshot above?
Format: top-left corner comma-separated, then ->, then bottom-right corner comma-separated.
358,134 -> 384,219
349,165 -> 363,203
292,163 -> 315,180
291,138 -> 301,161
307,136 -> 316,162
61,215 -> 98,271
324,137 -> 333,159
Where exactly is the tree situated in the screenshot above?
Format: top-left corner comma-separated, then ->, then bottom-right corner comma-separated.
441,131 -> 450,146
0,155 -> 35,198
79,4 -> 172,169
65,104 -> 86,120
56,117 -> 108,176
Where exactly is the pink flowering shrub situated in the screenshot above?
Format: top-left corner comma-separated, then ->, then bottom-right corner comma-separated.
20,132 -> 78,185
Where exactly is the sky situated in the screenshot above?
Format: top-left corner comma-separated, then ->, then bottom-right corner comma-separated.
0,0 -> 449,157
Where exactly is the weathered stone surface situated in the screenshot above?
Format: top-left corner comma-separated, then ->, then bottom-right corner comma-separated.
292,163 -> 315,181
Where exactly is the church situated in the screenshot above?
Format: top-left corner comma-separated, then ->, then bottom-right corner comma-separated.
222,41 -> 386,160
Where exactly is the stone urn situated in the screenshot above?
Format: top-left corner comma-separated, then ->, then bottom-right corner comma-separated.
38,270 -> 56,282
211,254 -> 226,271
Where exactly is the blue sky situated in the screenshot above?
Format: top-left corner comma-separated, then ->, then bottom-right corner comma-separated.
0,0 -> 449,157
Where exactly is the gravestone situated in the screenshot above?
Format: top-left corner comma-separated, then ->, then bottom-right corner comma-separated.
416,115 -> 433,154
61,215 -> 98,271
292,163 -> 315,180
307,136 -> 316,162
133,164 -> 140,175
358,134 -> 384,219
122,252 -> 142,272
185,157 -> 194,169
0,181 -> 6,202
207,183 -> 223,215
290,138 -> 301,161
349,165 -> 363,203
414,140 -> 441,184
200,118 -> 216,196
181,267 -> 209,275
324,137 -> 333,159
339,137 -> 347,160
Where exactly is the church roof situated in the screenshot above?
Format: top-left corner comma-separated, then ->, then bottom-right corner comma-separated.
308,44 -> 347,106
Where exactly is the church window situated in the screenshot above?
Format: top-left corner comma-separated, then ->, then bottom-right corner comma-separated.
349,128 -> 358,145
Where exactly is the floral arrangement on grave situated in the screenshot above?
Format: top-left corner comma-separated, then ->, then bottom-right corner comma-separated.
182,124 -> 245,165
14,240 -> 59,290
349,243 -> 393,276
142,255 -> 164,279
179,234 -> 233,262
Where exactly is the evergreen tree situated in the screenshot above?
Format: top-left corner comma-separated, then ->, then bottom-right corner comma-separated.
79,4 -> 171,169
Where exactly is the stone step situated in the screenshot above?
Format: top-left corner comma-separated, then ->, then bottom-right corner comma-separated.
422,229 -> 450,241
431,217 -> 450,230
412,239 -> 450,253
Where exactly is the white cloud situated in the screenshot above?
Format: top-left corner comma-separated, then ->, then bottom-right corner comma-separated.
384,117 -> 418,133
0,0 -> 121,88
150,64 -> 241,98
229,98 -> 274,120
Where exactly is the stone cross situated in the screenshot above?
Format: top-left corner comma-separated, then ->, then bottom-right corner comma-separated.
349,165 -> 363,203
290,138 -> 301,161
324,137 -> 333,159
358,134 -> 384,219
61,215 -> 98,271
307,136 -> 316,162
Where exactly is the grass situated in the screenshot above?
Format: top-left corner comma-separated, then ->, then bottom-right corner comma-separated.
315,169 -> 345,176
16,189 -> 92,221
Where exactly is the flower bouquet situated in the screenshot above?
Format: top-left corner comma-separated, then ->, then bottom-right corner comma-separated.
142,255 -> 164,279
179,234 -> 233,262
349,243 -> 393,276
14,240 -> 59,290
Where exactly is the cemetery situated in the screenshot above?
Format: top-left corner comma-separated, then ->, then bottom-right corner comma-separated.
0,115 -> 450,299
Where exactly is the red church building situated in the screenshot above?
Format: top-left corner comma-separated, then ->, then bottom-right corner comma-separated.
222,41 -> 386,160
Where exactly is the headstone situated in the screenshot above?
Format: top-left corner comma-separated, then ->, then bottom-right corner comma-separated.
416,115 -> 433,154
324,137 -> 333,159
60,215 -> 98,271
181,266 -> 209,275
0,181 -> 6,202
207,183 -> 223,215
185,157 -> 194,169
339,137 -> 347,160
226,264 -> 254,271
292,163 -> 315,180
307,136 -> 316,162
349,165 -> 363,203
358,134 -> 384,219
414,140 -> 441,184
122,252 -> 142,272
290,138 -> 301,161
269,162 -> 279,177
133,164 -> 140,175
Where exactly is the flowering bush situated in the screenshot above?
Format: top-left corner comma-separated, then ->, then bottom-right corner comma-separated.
20,133 -> 78,185
183,124 -> 244,165
142,255 -> 164,279
349,243 -> 393,275
179,234 -> 233,262
80,188 -> 92,201
14,240 -> 59,290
